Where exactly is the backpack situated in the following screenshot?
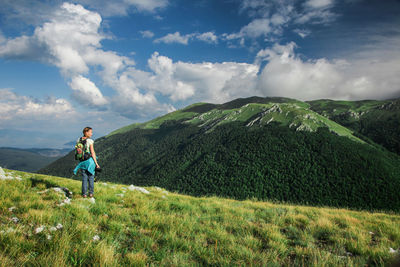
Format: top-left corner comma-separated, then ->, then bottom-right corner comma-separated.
74,137 -> 91,161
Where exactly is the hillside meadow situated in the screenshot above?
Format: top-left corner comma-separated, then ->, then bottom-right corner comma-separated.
1,167 -> 400,266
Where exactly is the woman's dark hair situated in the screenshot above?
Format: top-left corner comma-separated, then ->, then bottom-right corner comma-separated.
83,127 -> 92,136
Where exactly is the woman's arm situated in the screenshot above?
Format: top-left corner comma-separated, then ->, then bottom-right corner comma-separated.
89,143 -> 99,167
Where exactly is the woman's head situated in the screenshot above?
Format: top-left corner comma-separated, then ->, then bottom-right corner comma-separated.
83,127 -> 93,138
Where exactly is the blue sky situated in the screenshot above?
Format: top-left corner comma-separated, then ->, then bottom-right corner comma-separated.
0,0 -> 399,148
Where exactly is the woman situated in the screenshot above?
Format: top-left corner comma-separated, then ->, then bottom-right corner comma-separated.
74,126 -> 100,198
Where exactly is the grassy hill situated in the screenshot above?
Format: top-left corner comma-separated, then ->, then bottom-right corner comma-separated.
1,167 -> 400,266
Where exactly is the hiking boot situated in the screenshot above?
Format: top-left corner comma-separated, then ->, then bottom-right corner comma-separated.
82,194 -> 87,198
89,194 -> 94,198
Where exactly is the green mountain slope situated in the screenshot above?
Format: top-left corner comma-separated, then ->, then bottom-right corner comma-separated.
107,96 -> 364,143
37,96 -> 400,213
1,168 -> 400,266
307,98 -> 400,155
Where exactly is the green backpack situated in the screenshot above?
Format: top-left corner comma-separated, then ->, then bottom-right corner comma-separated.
74,137 -> 91,161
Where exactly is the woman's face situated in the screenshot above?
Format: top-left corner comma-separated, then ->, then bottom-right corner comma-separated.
85,129 -> 93,138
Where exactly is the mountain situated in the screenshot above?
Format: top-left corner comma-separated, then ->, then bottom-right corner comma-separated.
307,98 -> 400,155
0,147 -> 71,172
106,96 -> 364,143
37,96 -> 400,212
1,167 -> 400,266
63,141 -> 77,148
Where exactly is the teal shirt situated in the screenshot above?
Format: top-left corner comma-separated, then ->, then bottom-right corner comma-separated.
73,156 -> 98,176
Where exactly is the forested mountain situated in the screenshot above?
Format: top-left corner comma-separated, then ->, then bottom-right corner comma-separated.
37,96 -> 400,212
307,98 -> 400,155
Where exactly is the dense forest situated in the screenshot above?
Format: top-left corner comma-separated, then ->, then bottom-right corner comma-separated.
308,98 -> 400,155
38,118 -> 400,213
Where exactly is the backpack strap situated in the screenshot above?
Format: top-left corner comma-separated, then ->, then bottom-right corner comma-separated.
81,137 -> 90,155
80,136 -> 87,145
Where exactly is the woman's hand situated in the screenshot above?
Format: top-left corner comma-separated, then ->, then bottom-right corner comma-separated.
96,163 -> 100,168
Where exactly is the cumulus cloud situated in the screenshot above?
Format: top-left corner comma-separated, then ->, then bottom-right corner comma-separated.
140,30 -> 155,38
225,18 -> 274,40
0,88 -> 76,121
0,31 -> 5,43
256,42 -> 343,100
0,2 -> 172,120
144,38 -> 398,102
120,0 -> 168,13
304,0 -> 334,9
69,75 -> 109,107
108,68 -> 177,119
0,0 -> 169,24
196,32 -> 218,44
154,32 -> 193,45
255,42 -> 400,101
0,2 -> 103,75
0,87 -> 141,148
225,0 -> 337,46
293,29 -> 311,38
125,52 -> 261,104
154,31 -> 219,45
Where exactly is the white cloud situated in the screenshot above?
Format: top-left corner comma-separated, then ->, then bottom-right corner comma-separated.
69,75 -> 109,107
0,31 -> 5,43
140,30 -> 155,38
223,18 -> 281,44
238,18 -> 274,38
125,0 -> 169,12
154,32 -> 193,45
304,0 -> 334,9
225,0 -> 337,47
110,71 -> 177,119
293,28 -> 311,38
0,88 -> 76,121
223,2 -> 292,45
255,42 -> 400,101
82,47 -> 134,86
0,87 -> 141,148
196,32 -> 218,44
0,35 -> 45,61
125,51 -> 261,104
0,2 -> 103,75
147,52 -> 196,101
294,9 -> 337,24
0,3 -> 172,120
154,31 -> 219,45
0,0 -> 169,23
256,42 -> 343,100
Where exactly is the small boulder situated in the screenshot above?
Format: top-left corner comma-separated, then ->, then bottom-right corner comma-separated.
35,225 -> 45,234
128,185 -> 150,194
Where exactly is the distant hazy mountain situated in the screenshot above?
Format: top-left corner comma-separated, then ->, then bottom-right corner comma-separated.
38,96 -> 400,212
0,147 -> 71,172
63,141 -> 76,148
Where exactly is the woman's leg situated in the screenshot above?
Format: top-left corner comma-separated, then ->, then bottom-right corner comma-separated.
82,170 -> 88,196
88,171 -> 94,196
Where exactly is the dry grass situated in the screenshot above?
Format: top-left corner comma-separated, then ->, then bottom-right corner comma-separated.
1,168 -> 399,266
